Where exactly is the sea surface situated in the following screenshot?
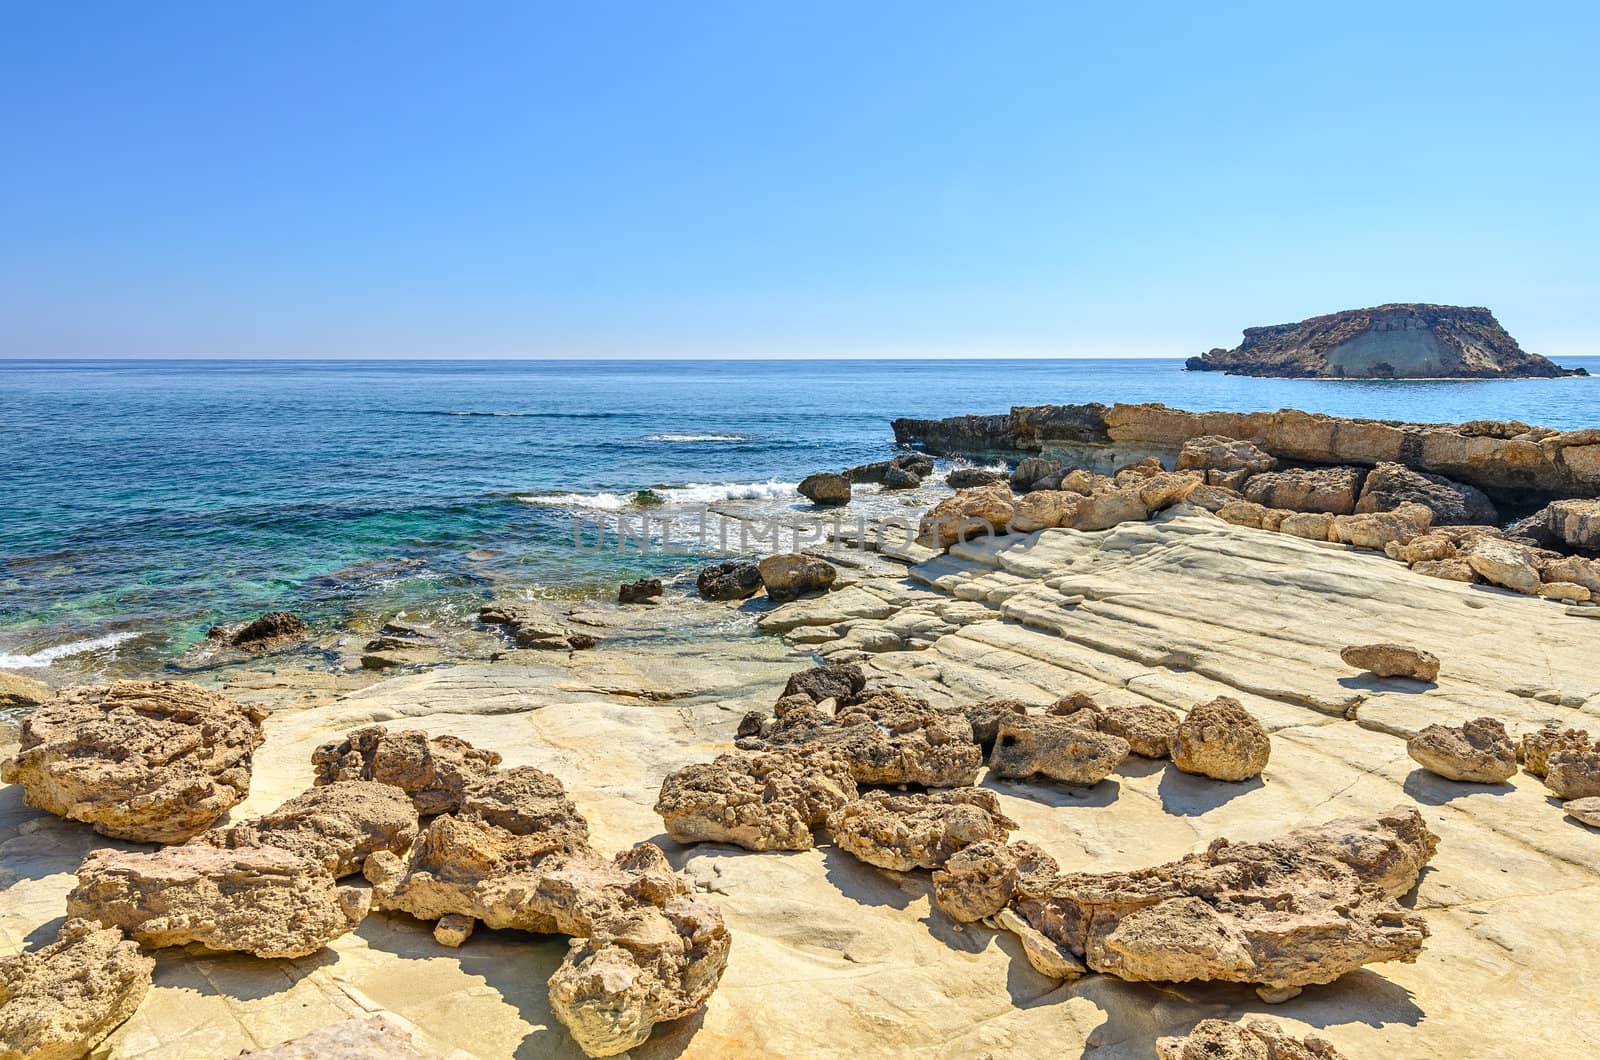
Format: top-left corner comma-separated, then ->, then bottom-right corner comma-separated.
3,357 -> 1598,677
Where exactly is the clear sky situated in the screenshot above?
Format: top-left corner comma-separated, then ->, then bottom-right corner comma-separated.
3,2 -> 1596,360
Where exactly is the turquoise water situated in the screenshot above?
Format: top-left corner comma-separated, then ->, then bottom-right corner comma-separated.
3,357 -> 1598,672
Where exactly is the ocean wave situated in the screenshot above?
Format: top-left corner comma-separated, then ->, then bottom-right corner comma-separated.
395,409 -> 641,420
516,479 -> 799,510
641,433 -> 753,443
0,630 -> 140,669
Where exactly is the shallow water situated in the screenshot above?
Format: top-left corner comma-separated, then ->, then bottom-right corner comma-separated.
2,356 -> 1597,675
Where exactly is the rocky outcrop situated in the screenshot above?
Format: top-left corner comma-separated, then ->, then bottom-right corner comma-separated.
312,726 -> 501,815
68,845 -> 368,958
235,1017 -> 441,1059
695,561 -> 763,601
1186,304 -> 1576,379
1518,726 -> 1593,777
1244,466 -> 1366,516
1050,696 -> 1180,759
780,664 -> 866,704
193,779 -> 419,877
825,788 -> 1016,871
915,483 -> 1014,549
986,715 -> 1129,786
618,578 -> 662,604
1169,697 -> 1270,781
655,751 -> 857,851
1340,643 -> 1440,683
228,611 -> 309,650
758,554 -> 837,603
1564,797 -> 1600,828
1407,718 -> 1517,783
0,919 -> 153,1060
1544,750 -> 1600,800
848,453 -> 933,484
946,467 -> 1007,489
1000,808 -> 1436,1001
0,670 -> 50,711
1156,1018 -> 1346,1060
1355,462 -> 1498,525
798,471 -> 852,505
479,603 -> 597,650
0,680 -> 268,843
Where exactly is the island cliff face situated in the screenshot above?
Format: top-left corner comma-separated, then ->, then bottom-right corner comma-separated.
1185,304 -> 1581,378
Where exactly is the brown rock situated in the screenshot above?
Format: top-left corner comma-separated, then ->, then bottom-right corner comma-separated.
1062,487 -> 1150,531
1009,490 -> 1079,532
311,726 -> 501,815
1157,1018 -> 1347,1060
826,788 -> 1016,871
1465,538 -> 1542,594
0,680 -> 268,843
1009,457 -> 1064,492
1407,718 -> 1517,783
1216,501 -> 1289,532
1536,581 -> 1592,603
931,840 -> 1019,922
1339,643 -> 1440,682
1411,558 -> 1476,582
230,611 -> 309,649
1355,462 -> 1498,526
1517,726 -> 1593,777
1331,502 -> 1433,550
0,670 -> 51,711
988,714 -> 1129,786
1278,511 -> 1335,541
1137,470 -> 1204,511
1563,796 -> 1600,828
1051,698 -> 1180,758
235,1016 -> 440,1059
915,483 -> 1014,549
0,918 -> 153,1060
1185,483 -> 1244,511
1387,532 -> 1458,564
1174,435 -> 1278,475
617,578 -> 663,604
798,471 -> 852,506
1539,555 -> 1600,594
960,698 -> 1030,750
68,845 -> 368,958
757,554 -> 838,603
193,779 -> 419,877
479,602 -> 598,649
1169,697 -> 1270,781
654,751 -> 857,851
780,664 -> 866,704
693,561 -> 763,601
1545,749 -> 1600,800
1244,466 -> 1367,515
1541,498 -> 1600,550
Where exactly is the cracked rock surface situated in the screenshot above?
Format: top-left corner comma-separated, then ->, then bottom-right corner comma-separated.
0,918 -> 153,1060
826,788 -> 1017,871
193,779 -> 418,877
655,750 -> 856,851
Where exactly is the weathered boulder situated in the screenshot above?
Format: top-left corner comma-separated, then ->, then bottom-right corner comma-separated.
234,1017 -> 440,1059
1244,466 -> 1367,515
736,691 -> 982,787
0,670 -> 51,711
1331,502 -> 1433,551
68,845 -> 368,958
946,467 -> 1007,489
1278,511 -> 1335,541
1156,1018 -> 1347,1060
1564,797 -> 1600,828
1049,696 -> 1180,758
757,554 -> 837,603
694,561 -> 763,601
194,779 -> 419,878
1062,488 -> 1150,532
1537,581 -> 1592,602
988,715 -> 1129,786
1009,490 -> 1079,532
931,840 -> 1017,923
1010,457 -> 1064,493
1539,555 -> 1600,593
798,472 -> 852,505
1387,531 -> 1458,564
1545,750 -> 1600,800
1186,483 -> 1245,511
1514,498 -> 1600,551
880,465 -> 921,489
617,578 -> 662,604
0,680 -> 268,843
848,453 -> 933,484
0,918 -> 153,1060
1340,643 -> 1440,682
780,664 -> 865,704
1465,538 -> 1542,593
1412,558 -> 1476,582
228,611 -> 309,650
312,726 -> 500,815
1137,470 -> 1204,511
654,751 -> 856,851
1216,501 -> 1289,532
1407,718 -> 1517,783
1174,435 -> 1277,476
1169,697 -> 1270,782
1354,462 -> 1498,525
960,698 -> 1030,750
916,483 -> 1014,549
478,603 -> 597,650
1002,808 -> 1436,1001
826,788 -> 1016,871
1517,726 -> 1593,777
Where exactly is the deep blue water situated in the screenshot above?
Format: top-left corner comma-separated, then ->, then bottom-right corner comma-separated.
2,357 -> 1598,672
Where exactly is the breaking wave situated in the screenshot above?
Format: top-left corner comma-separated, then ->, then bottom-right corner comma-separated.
0,630 -> 140,669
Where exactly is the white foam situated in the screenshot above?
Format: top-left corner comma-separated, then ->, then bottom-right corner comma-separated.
518,491 -> 633,511
517,479 -> 799,511
642,433 -> 752,443
0,631 -> 140,669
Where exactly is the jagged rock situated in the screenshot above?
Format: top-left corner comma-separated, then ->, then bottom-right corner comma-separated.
848,453 -> 934,484
881,465 -> 921,489
479,603 -> 597,650
654,750 -> 857,851
455,765 -> 593,839
1407,718 -> 1517,783
916,483 -> 1014,549
1010,457 -> 1064,493
0,680 -> 268,843
1050,696 -> 1180,758
736,691 -> 982,787
0,918 -> 153,1060
1175,435 -> 1278,476
618,578 -> 662,604
946,467 -> 1007,489
0,670 -> 50,710
1515,498 -> 1600,551
1137,471 -> 1204,511
1544,750 -> 1600,799
694,561 -> 763,601
1518,726 -> 1593,777
798,472 -> 852,505
229,611 -> 309,649
1387,532 -> 1458,564
1170,697 -> 1270,782
961,698 -> 1029,750
1156,1018 -> 1347,1060
1466,538 -> 1542,593
758,554 -> 837,603
1563,797 -> 1600,828
826,788 -> 1016,871
194,779 -> 419,877
1354,462 -> 1498,526
780,664 -> 865,704
1331,502 -> 1433,550
1412,558 -> 1476,582
312,726 -> 501,815
1340,643 -> 1440,682
1002,808 -> 1436,1000
988,715 -> 1129,786
933,840 -> 1060,924
547,896 -> 732,1058
1244,466 -> 1366,516
68,845 -> 368,958
235,1017 -> 440,1059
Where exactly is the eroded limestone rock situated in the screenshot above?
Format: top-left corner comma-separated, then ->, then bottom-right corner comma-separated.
1169,697 -> 1270,781
916,483 -> 1014,549
1517,726 -> 1593,777
655,750 -> 856,851
1340,643 -> 1440,682
1545,749 -> 1600,800
1331,502 -> 1433,551
1564,797 -> 1600,828
235,1016 -> 440,1059
311,726 -> 500,815
1407,718 -> 1517,783
194,779 -> 420,877
1244,466 -> 1366,516
1466,538 -> 1542,594
0,918 -> 153,1060
988,714 -> 1129,786
479,603 -> 598,650
932,839 -> 1058,923
0,680 -> 268,843
961,698 -> 1030,750
781,664 -> 865,704
826,788 -> 1016,871
1174,435 -> 1277,476
1156,1018 -> 1347,1060
68,845 -> 368,958
1050,695 -> 1179,758
758,554 -> 838,603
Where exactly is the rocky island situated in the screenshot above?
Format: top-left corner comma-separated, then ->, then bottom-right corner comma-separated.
1184,303 -> 1585,378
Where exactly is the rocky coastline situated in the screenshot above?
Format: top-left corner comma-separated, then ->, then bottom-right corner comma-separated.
3,405 -> 1600,1058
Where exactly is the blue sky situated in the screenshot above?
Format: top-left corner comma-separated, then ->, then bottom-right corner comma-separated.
2,2 -> 1596,359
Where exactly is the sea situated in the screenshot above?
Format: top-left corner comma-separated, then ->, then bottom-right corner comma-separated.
3,357 -> 1597,679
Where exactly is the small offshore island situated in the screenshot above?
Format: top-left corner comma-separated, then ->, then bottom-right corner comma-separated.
3,396 -> 1600,1059
1184,303 -> 1588,379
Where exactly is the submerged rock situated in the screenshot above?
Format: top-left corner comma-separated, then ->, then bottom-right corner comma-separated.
0,680 -> 268,843
193,779 -> 419,878
987,714 -> 1129,786
617,578 -> 663,604
0,918 -> 153,1060
1156,1018 -> 1347,1060
479,603 -> 598,650
1407,718 -> 1517,783
229,611 -> 309,650
1340,643 -> 1440,682
68,845 -> 368,958
655,750 -> 857,851
1169,697 -> 1270,782
826,788 -> 1016,871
